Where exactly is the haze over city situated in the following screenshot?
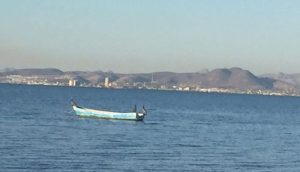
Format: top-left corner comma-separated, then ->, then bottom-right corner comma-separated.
0,0 -> 299,74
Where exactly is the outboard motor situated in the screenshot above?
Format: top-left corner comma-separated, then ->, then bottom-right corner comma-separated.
142,105 -> 147,115
70,99 -> 82,108
70,99 -> 77,107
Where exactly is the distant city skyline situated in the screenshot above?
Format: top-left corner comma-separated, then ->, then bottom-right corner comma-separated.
0,0 -> 299,74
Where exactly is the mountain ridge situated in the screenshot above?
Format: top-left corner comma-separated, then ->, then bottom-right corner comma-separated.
0,67 -> 299,92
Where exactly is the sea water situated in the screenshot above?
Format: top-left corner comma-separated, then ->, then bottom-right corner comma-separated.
1,83 -> 300,171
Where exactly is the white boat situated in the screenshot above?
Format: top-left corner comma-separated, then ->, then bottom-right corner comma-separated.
71,100 -> 147,121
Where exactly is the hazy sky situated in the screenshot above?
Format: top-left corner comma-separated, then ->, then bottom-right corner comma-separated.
0,0 -> 299,74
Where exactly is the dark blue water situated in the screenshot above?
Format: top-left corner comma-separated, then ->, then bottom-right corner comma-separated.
1,84 -> 300,171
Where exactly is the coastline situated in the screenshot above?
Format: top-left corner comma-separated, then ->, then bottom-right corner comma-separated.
1,82 -> 299,98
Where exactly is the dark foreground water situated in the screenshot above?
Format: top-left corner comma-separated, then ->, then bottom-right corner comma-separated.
1,84 -> 300,171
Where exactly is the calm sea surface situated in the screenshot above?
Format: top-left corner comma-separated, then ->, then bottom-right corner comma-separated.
1,84 -> 300,171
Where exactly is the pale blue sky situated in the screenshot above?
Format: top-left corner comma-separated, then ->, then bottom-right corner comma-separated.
0,0 -> 299,74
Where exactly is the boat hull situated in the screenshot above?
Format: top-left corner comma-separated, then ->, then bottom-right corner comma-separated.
72,106 -> 145,121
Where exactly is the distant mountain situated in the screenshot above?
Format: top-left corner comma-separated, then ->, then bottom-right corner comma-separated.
199,68 -> 274,90
114,74 -> 151,84
112,68 -> 275,90
1,68 -> 64,76
1,67 -> 299,91
261,73 -> 300,89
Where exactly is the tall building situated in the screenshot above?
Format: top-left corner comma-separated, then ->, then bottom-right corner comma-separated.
69,79 -> 77,86
104,77 -> 109,88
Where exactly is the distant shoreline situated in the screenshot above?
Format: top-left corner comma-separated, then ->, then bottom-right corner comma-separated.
1,82 -> 299,98
1,68 -> 300,97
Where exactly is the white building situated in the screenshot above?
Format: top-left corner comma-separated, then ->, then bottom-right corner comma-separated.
104,77 -> 109,88
69,79 -> 77,86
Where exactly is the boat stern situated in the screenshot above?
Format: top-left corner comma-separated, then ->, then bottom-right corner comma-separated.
136,113 -> 145,121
